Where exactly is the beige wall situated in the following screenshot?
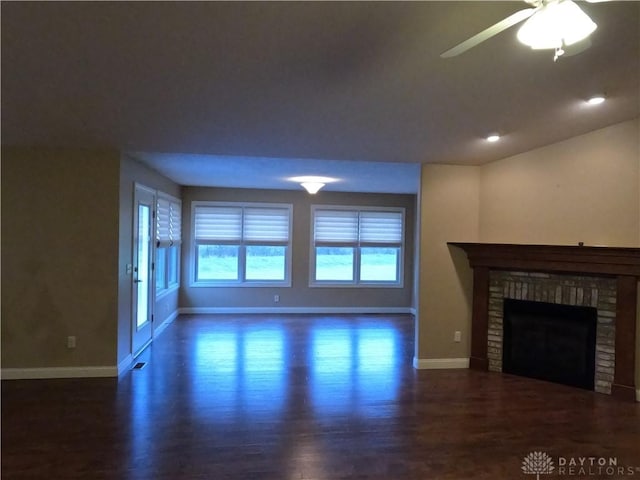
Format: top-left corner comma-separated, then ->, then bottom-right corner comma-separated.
181,187 -> 416,310
479,118 -> 640,390
1,147 -> 120,368
480,119 -> 640,246
416,164 -> 480,360
117,155 -> 181,365
417,119 -> 640,383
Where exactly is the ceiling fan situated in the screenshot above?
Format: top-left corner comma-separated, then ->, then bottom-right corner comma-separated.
441,0 -> 606,61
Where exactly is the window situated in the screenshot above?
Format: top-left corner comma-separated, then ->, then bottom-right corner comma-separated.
192,202 -> 292,286
156,194 -> 181,296
311,206 -> 404,286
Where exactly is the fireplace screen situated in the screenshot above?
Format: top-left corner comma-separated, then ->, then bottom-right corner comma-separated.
502,299 -> 597,390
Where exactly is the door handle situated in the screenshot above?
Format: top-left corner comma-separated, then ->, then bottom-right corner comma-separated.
134,279 -> 143,283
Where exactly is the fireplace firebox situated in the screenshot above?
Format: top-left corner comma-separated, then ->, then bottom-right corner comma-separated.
502,299 -> 597,390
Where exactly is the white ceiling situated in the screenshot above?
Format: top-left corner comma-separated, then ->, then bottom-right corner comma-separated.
2,1 -> 638,194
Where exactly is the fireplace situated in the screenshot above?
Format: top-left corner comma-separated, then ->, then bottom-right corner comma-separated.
449,243 -> 639,401
502,299 -> 597,390
486,270 -> 616,393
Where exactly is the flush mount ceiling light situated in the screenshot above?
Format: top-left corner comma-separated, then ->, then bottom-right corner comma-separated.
517,0 -> 597,60
586,95 -> 605,105
301,182 -> 325,194
288,176 -> 337,194
486,134 -> 501,143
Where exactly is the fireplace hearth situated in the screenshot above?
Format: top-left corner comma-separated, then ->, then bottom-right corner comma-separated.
502,299 -> 597,390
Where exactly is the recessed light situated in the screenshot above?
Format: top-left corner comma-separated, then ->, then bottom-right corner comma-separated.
587,95 -> 605,105
486,134 -> 500,143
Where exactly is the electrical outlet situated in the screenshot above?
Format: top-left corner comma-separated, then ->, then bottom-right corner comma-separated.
274,294 -> 280,303
454,331 -> 462,343
67,336 -> 77,349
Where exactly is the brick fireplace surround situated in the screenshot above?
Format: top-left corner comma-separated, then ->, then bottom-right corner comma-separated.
450,243 -> 640,401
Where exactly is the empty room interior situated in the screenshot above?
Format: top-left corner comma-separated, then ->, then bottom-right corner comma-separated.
1,2 -> 639,479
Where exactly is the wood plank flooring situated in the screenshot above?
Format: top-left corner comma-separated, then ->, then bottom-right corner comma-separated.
3,314 -> 640,479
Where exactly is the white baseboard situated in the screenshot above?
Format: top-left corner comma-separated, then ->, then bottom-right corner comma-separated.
1,365 -> 118,380
413,357 -> 470,370
178,306 -> 413,315
117,354 -> 134,376
154,309 -> 178,338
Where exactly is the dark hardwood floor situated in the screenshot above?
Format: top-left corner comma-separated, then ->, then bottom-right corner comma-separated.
3,314 -> 640,479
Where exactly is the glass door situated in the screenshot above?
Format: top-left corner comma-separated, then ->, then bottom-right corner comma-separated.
132,185 -> 155,356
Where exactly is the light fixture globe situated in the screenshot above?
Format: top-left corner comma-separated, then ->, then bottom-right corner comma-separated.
300,182 -> 325,194
517,0 -> 597,50
288,176 -> 338,194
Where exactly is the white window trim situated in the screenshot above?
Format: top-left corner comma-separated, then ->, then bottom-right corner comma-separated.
190,201 -> 293,288
309,205 -> 405,288
155,246 -> 181,300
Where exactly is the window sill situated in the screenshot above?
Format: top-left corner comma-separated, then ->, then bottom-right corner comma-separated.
309,282 -> 404,289
190,281 -> 292,288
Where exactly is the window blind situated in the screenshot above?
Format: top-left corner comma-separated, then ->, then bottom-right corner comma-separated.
194,205 -> 289,242
156,198 -> 171,245
314,208 -> 403,244
314,210 -> 358,243
244,207 -> 290,242
170,201 -> 182,243
157,197 -> 182,246
359,211 -> 403,244
194,206 -> 242,241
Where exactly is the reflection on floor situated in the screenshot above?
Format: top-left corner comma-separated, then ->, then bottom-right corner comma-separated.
2,314 -> 640,480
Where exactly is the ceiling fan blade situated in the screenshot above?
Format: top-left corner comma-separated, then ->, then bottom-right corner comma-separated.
441,8 -> 536,58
